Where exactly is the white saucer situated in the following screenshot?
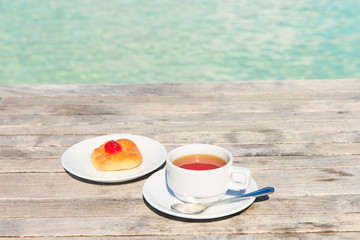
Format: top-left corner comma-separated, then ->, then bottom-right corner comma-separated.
61,134 -> 167,183
143,169 -> 258,220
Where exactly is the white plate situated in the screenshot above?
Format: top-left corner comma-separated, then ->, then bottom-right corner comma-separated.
143,169 -> 258,220
61,134 -> 167,183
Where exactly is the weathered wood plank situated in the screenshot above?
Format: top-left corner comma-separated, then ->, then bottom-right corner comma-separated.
0,121 -> 359,136
0,233 -> 357,240
1,91 -> 360,105
1,110 -> 359,125
1,131 -> 359,146
0,168 -> 359,199
1,101 -> 360,116
1,155 -> 360,173
1,213 -> 359,237
1,194 -> 359,237
1,79 -> 360,97
1,194 -> 359,218
0,142 -> 359,160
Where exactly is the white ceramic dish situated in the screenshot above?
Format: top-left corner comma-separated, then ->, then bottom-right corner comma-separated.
61,134 -> 167,183
143,169 -> 258,220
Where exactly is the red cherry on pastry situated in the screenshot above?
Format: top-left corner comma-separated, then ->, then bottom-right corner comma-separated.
104,140 -> 122,154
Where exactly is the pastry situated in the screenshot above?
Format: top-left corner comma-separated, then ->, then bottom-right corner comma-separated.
91,139 -> 142,171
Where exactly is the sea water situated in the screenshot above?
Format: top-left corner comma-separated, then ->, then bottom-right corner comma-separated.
0,0 -> 359,84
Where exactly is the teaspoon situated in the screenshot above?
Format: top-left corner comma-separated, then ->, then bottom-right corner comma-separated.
171,186 -> 274,214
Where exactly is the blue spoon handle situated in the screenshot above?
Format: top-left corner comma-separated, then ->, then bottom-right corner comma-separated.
209,186 -> 275,206
241,186 -> 275,198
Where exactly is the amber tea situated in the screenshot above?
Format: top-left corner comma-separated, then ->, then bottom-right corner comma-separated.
172,154 -> 227,170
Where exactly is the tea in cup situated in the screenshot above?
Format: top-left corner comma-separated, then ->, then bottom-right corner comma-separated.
166,144 -> 251,203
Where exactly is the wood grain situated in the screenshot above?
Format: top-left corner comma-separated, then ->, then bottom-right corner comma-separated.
0,79 -> 359,239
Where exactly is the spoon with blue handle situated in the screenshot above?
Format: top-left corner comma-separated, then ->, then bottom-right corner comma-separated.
171,186 -> 275,214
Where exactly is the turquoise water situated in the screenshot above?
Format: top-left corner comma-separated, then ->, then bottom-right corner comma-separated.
1,0 -> 360,84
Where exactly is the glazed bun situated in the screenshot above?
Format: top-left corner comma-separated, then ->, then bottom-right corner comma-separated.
91,139 -> 142,171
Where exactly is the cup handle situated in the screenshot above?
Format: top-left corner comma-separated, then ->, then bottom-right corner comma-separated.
228,167 -> 251,190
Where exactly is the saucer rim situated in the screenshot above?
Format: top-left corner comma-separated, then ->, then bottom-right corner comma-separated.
143,168 -> 258,220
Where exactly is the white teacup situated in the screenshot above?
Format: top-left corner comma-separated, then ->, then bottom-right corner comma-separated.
166,144 -> 251,203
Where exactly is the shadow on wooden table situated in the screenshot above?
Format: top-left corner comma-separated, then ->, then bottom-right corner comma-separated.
143,195 -> 270,222
64,163 -> 165,185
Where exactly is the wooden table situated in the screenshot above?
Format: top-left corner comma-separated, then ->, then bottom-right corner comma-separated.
1,79 -> 359,239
